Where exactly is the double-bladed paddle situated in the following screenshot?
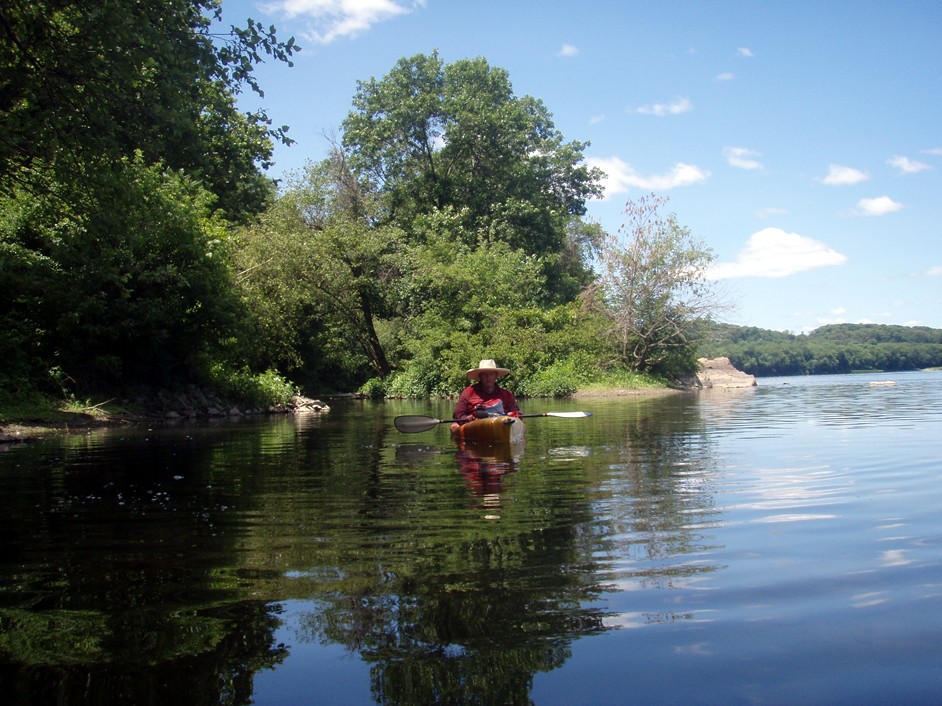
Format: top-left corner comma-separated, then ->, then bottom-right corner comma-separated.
394,411 -> 593,434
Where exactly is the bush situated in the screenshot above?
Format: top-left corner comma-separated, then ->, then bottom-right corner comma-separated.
516,354 -> 596,397
357,377 -> 387,400
207,364 -> 298,407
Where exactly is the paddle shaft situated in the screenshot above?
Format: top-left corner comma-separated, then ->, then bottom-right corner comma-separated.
394,411 -> 591,433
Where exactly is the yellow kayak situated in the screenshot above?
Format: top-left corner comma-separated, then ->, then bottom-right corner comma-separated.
451,415 -> 525,444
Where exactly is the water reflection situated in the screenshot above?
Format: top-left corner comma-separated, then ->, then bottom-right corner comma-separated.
0,395 -> 732,705
0,424 -> 291,704
454,440 -> 522,516
1,404 -> 676,703
3,374 -> 941,704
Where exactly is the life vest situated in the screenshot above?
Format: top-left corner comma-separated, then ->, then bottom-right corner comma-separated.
475,399 -> 505,417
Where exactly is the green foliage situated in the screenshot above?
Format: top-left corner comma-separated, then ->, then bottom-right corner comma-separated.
206,364 -> 298,407
376,303 -> 611,398
400,224 -> 547,330
1,155 -> 242,388
516,354 -> 596,397
809,323 -> 942,345
232,154 -> 404,386
357,376 -> 388,400
587,194 -> 720,379
0,0 -> 299,220
341,51 -> 603,302
699,322 -> 942,376
0,1 -> 299,399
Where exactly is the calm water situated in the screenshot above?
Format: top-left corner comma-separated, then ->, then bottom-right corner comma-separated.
1,371 -> 941,705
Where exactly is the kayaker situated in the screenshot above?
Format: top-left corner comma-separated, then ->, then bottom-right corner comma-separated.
452,359 -> 521,426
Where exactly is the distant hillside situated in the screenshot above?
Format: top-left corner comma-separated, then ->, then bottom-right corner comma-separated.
697,323 -> 942,377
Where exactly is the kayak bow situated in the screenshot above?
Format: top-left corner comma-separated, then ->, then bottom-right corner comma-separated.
451,415 -> 525,444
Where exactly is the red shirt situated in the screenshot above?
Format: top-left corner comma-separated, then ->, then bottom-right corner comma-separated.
453,383 -> 520,422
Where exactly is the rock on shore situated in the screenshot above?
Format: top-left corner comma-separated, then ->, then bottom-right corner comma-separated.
695,357 -> 757,389
160,393 -> 330,420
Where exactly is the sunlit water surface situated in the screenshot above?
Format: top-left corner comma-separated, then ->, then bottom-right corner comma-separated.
1,371 -> 941,705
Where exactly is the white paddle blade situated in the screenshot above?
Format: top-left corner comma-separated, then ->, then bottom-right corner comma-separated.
544,411 -> 593,418
394,415 -> 445,433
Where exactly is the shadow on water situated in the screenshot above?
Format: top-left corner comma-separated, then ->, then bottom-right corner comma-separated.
0,394 -> 729,705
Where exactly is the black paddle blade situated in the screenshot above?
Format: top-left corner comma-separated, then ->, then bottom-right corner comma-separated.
394,415 -> 446,433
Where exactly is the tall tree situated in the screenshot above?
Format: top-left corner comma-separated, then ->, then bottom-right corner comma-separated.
0,1 -> 297,390
0,0 -> 298,220
341,51 -> 603,302
584,194 -> 723,378
234,151 -> 404,384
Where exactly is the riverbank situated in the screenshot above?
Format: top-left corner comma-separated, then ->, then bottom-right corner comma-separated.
1,385 -> 683,441
2,358 -> 755,441
571,386 -> 688,399
0,391 -> 330,442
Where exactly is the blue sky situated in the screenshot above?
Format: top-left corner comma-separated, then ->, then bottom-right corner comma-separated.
223,0 -> 942,333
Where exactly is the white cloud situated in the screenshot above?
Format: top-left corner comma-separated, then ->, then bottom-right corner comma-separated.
888,155 -> 931,174
558,43 -> 579,57
855,196 -> 903,216
815,309 -> 849,326
925,266 -> 942,277
723,146 -> 763,170
636,97 -> 692,116
267,0 -> 418,44
588,157 -> 710,198
589,114 -> 606,125
706,227 -> 847,280
714,72 -> 735,81
820,164 -> 869,185
737,47 -> 754,58
756,207 -> 788,218
923,147 -> 942,156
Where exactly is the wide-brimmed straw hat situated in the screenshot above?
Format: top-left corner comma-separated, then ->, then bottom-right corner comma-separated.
466,359 -> 510,381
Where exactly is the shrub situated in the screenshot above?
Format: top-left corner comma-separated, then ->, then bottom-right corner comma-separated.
207,364 -> 298,407
358,377 -> 388,399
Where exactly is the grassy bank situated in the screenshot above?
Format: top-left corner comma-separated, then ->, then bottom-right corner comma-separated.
0,391 -> 131,437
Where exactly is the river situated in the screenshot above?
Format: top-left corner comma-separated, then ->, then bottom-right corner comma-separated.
1,371 -> 941,705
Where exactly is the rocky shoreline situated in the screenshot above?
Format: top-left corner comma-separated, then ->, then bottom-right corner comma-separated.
0,392 -> 330,443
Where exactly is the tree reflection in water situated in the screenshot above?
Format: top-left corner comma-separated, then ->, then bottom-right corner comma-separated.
293,524 -> 609,705
0,398 -> 728,706
294,438 -> 613,705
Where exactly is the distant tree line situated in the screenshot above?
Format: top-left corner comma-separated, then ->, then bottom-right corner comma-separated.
699,323 -> 942,377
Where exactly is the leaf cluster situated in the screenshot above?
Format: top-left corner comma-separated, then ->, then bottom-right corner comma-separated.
341,51 -> 603,303
0,0 -> 299,220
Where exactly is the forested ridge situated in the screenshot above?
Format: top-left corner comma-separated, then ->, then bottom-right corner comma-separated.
699,323 -> 942,377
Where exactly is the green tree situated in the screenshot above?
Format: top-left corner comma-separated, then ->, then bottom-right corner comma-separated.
0,0 -> 298,392
585,194 -> 722,378
341,51 -> 604,302
0,0 -> 298,221
1,155 -> 240,388
234,152 -> 405,386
